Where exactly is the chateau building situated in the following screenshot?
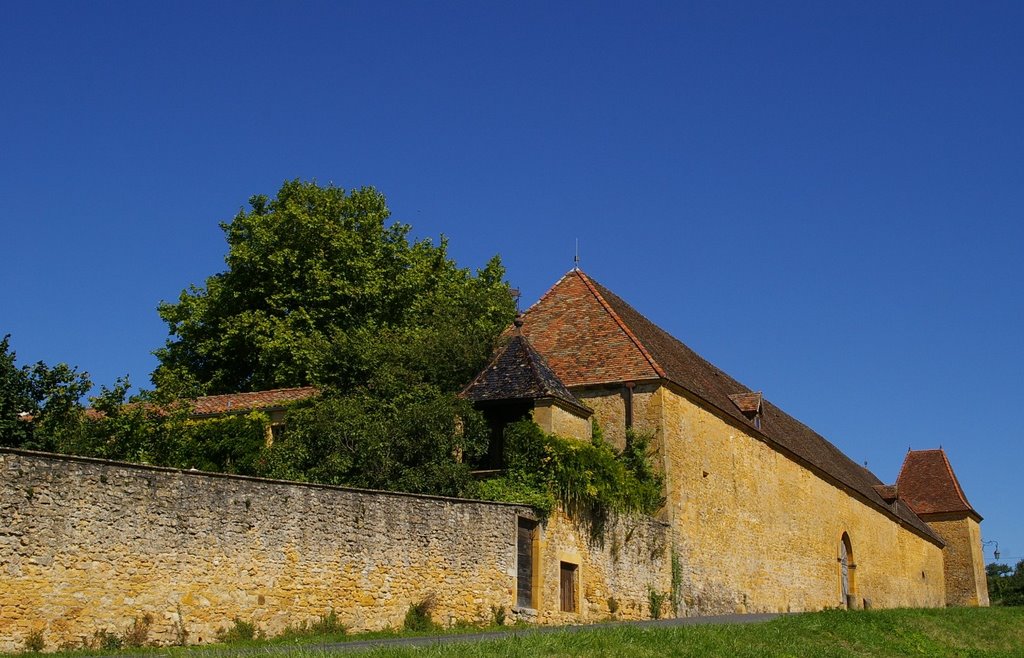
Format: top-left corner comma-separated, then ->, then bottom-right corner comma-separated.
0,270 -> 990,651
464,268 -> 987,612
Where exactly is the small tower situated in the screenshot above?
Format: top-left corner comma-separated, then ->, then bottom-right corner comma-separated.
461,317 -> 593,468
896,449 -> 989,606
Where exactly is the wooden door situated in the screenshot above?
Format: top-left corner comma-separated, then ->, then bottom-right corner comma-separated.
517,519 -> 535,608
560,562 -> 577,612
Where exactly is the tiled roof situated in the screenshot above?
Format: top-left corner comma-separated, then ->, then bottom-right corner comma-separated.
729,392 -> 763,415
461,332 -> 590,415
873,484 -> 899,502
896,449 -> 979,519
520,269 -> 942,544
191,386 -> 320,416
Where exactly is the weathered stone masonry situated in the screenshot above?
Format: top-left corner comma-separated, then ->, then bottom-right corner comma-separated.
0,449 -> 669,652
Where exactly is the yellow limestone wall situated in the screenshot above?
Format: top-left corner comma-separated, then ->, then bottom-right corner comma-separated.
522,510 -> 671,624
575,382 -> 662,453
0,449 -> 668,652
531,401 -> 592,443
924,514 -> 989,606
577,383 -> 946,614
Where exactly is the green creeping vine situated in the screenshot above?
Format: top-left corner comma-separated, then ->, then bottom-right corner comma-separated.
479,420 -> 664,530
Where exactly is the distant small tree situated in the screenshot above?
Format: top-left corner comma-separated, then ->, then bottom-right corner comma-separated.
987,561 -> 1024,606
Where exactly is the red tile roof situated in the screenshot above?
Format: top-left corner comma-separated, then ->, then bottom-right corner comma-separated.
191,386 -> 320,416
520,270 -> 663,386
729,392 -> 764,415
519,269 -> 942,544
896,449 -> 979,519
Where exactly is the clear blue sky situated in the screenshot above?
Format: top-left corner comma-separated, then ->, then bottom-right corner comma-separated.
2,2 -> 1021,566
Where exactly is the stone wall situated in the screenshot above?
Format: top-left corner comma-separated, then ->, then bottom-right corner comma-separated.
530,510 -> 670,624
575,381 -> 662,453
0,449 -> 668,652
578,384 -> 947,614
655,384 -> 946,613
531,401 -> 592,443
924,514 -> 989,606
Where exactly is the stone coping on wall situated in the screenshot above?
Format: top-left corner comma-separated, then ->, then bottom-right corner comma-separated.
0,447 -> 543,512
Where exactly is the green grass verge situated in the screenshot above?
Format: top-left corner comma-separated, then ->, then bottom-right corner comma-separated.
265,608 -> 1024,658
8,607 -> 1024,658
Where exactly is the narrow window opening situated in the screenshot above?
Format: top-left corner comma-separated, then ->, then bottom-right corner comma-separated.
560,561 -> 578,612
624,383 -> 634,430
517,518 -> 537,608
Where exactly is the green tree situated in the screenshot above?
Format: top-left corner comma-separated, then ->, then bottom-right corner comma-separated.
988,561 -> 1024,606
154,180 -> 515,396
259,390 -> 488,497
0,334 -> 92,450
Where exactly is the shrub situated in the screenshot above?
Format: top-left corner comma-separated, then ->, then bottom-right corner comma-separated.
404,593 -> 439,632
490,604 -> 506,626
281,610 -> 346,639
122,613 -> 152,647
171,604 -> 189,646
93,629 -> 121,651
217,618 -> 258,643
309,609 -> 345,635
648,587 -> 668,620
23,630 -> 45,653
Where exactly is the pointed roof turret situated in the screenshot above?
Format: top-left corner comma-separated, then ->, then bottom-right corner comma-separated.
896,449 -> 980,520
461,325 -> 590,417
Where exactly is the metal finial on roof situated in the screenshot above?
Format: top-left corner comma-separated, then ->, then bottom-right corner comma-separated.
573,238 -> 579,270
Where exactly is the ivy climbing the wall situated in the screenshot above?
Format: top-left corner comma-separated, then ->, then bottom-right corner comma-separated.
478,420 -> 664,526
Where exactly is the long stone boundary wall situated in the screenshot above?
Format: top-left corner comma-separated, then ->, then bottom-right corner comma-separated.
0,449 -> 669,652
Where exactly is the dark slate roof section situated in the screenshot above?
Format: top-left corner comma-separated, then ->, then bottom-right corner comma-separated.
461,334 -> 591,416
873,484 -> 899,502
896,449 -> 980,520
524,270 -> 941,545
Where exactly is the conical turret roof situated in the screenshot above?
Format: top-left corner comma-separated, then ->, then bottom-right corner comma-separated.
461,330 -> 590,416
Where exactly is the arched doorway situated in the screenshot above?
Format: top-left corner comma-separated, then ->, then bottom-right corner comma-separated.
839,532 -> 855,608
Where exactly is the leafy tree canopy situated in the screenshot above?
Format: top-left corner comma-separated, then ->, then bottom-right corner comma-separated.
154,180 -> 516,396
0,334 -> 91,450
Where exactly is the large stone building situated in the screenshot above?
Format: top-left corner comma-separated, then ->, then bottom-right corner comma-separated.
0,269 -> 990,651
464,268 -> 988,612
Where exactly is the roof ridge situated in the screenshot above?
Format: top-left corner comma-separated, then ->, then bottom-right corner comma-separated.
519,333 -> 550,396
574,270 -> 667,379
197,385 -> 319,400
521,270 -> 577,317
938,449 -> 974,511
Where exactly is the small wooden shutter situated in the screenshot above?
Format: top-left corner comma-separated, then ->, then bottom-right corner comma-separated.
517,519 -> 535,608
560,562 -> 577,612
